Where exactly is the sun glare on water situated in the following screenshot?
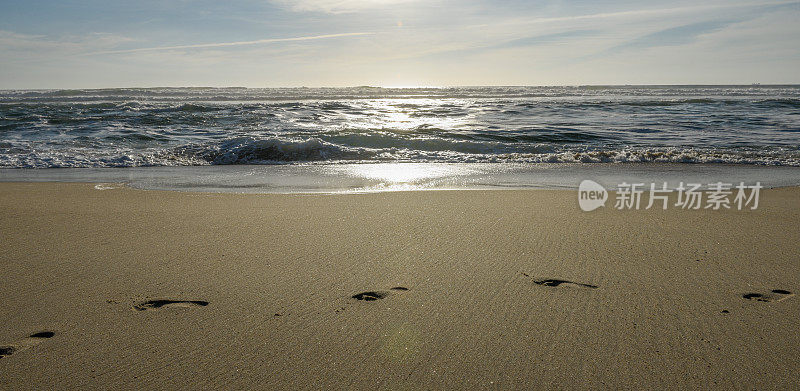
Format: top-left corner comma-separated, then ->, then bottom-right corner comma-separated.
332,163 -> 477,193
344,99 -> 469,131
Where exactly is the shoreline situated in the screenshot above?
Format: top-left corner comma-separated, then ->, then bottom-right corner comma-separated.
2,162 -> 800,194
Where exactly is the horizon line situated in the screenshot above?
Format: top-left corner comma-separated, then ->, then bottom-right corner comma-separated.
1,83 -> 799,91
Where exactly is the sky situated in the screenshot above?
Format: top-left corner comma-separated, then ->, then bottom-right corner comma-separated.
0,0 -> 798,88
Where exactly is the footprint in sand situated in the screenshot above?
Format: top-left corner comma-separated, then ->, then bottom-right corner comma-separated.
133,299 -> 209,311
0,331 -> 55,359
522,273 -> 598,289
742,289 -> 794,303
352,287 -> 409,302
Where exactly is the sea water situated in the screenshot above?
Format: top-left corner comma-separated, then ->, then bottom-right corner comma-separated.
1,86 -> 799,192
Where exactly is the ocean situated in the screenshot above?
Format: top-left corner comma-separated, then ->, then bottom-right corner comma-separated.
2,85 -> 800,192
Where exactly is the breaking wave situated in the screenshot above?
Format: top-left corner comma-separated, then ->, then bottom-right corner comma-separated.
2,135 -> 799,168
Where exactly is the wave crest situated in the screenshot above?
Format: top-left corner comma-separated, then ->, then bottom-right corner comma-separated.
2,135 -> 799,168
172,137 -> 376,164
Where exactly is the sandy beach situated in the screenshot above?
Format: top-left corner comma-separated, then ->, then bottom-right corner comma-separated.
0,182 -> 798,389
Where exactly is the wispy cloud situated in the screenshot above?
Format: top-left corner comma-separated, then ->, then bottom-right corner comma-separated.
269,0 -> 420,14
591,1 -> 800,56
607,20 -> 736,52
402,29 -> 599,61
484,0 -> 800,29
84,32 -> 373,55
491,30 -> 599,50
0,30 -> 136,62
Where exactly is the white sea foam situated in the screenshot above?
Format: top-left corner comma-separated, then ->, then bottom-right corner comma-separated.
94,183 -> 124,190
2,137 -> 800,168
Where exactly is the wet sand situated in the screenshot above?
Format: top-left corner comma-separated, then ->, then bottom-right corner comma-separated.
0,182 -> 798,389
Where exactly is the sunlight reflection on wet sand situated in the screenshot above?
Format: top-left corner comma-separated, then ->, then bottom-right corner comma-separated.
328,163 -> 480,192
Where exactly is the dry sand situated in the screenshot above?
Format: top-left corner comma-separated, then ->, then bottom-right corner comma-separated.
0,182 -> 798,389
